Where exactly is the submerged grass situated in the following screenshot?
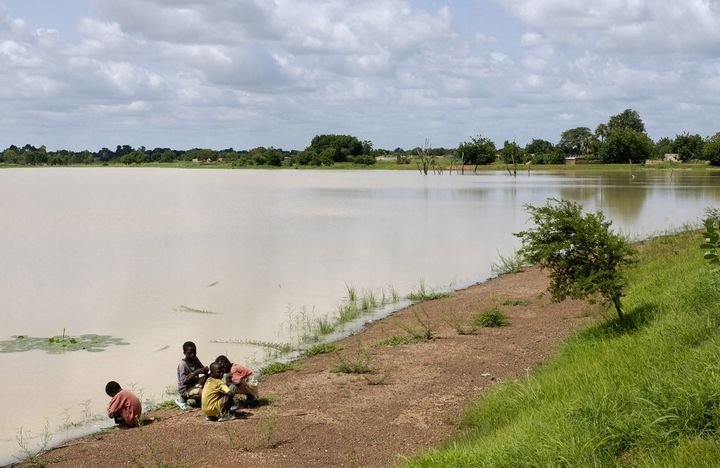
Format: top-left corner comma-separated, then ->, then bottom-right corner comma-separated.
407,229 -> 720,466
406,281 -> 453,302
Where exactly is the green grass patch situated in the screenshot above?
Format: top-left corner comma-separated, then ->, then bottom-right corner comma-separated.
407,229 -> 720,466
406,281 -> 453,302
375,335 -> 423,347
472,307 -> 508,328
303,343 -> 342,356
154,400 -> 177,410
259,361 -> 298,375
501,299 -> 529,306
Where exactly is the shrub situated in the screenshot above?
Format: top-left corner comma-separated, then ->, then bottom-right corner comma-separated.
515,199 -> 634,319
473,307 -> 508,328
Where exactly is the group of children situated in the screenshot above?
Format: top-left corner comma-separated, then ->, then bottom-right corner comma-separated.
105,340 -> 260,427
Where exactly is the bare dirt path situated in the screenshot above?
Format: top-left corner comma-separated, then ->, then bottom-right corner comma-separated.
23,268 -> 594,468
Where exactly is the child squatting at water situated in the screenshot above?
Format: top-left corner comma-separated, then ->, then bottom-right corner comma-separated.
201,362 -> 236,421
105,381 -> 142,427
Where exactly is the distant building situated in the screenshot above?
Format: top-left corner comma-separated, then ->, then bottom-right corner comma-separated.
564,156 -> 600,165
645,154 -> 680,165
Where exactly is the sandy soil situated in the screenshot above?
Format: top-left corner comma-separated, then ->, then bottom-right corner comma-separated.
19,268 -> 595,468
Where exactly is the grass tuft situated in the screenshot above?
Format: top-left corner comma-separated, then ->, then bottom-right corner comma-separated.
406,281 -> 453,302
331,345 -> 372,374
472,307 -> 508,328
304,343 -> 341,356
259,361 -> 298,376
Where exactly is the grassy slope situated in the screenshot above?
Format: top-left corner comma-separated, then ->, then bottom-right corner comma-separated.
408,230 -> 720,467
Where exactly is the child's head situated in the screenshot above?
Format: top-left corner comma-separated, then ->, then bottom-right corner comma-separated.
215,355 -> 231,373
182,341 -> 197,360
208,362 -> 223,379
105,381 -> 122,397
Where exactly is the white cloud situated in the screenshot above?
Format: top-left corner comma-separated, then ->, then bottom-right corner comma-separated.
1,0 -> 720,151
498,0 -> 720,54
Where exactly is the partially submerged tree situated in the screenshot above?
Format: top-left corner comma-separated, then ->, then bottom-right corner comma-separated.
515,199 -> 635,319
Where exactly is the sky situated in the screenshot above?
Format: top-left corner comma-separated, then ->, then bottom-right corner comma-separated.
1,0 -> 719,151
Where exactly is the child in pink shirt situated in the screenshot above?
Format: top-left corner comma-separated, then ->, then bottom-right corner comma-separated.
105,381 -> 142,427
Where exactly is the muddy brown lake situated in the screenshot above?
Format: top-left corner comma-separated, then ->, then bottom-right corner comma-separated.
1,167 -> 719,463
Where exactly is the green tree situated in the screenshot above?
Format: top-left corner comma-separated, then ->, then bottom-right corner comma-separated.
703,132 -> 720,166
595,123 -> 609,142
525,139 -> 554,155
514,199 -> 635,319
598,128 -> 653,163
499,140 -> 525,164
653,136 -> 675,159
306,134 -> 366,163
558,127 -> 596,155
607,108 -> 646,133
673,132 -> 704,161
457,135 -> 496,166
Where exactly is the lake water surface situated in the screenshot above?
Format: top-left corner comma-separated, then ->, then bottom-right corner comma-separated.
1,167 -> 719,462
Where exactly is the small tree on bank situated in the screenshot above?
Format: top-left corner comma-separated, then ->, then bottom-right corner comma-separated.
514,199 -> 635,319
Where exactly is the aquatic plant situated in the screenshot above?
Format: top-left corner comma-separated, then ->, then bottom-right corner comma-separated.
175,305 -> 217,314
0,332 -> 129,354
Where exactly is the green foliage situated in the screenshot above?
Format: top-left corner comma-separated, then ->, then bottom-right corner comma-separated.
599,128 -> 653,163
525,139 -> 560,164
501,299 -> 529,306
674,132 -> 705,161
0,332 -> 128,354
305,134 -> 368,163
407,230 -> 720,467
700,208 -> 720,272
405,281 -> 452,302
331,345 -> 372,374
702,132 -> 720,166
499,140 -> 525,164
472,307 -> 508,328
212,338 -> 293,355
653,136 -> 675,158
398,309 -> 434,341
444,311 -> 477,335
525,138 -> 554,155
558,127 -> 596,155
490,251 -> 525,275
458,135 -> 496,165
515,199 -> 635,319
259,361 -> 298,375
303,343 -> 341,356
375,335 -> 422,347
607,108 -> 646,134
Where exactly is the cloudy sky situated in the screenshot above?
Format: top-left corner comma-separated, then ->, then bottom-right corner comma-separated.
1,0 -> 719,151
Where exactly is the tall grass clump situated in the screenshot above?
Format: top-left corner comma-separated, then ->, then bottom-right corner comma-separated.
406,281 -> 452,302
490,251 -> 525,276
407,229 -> 720,467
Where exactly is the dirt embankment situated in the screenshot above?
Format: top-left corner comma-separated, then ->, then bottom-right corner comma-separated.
23,268 -> 594,468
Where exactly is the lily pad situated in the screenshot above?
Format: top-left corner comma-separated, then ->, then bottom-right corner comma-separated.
0,334 -> 129,354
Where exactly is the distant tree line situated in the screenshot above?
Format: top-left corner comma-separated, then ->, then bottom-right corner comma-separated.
457,109 -> 720,167
3,110 -> 720,167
